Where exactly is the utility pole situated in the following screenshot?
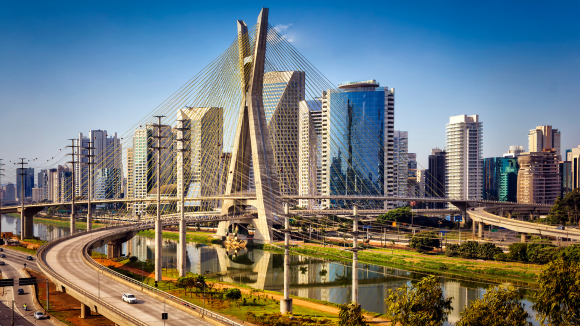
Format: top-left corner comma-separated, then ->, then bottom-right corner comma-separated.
17,158 -> 28,239
153,115 -> 166,282
280,202 -> 293,313
67,139 -> 79,234
83,141 -> 96,231
351,205 -> 359,305
175,118 -> 188,277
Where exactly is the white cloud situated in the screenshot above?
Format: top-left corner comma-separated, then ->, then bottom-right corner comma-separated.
274,23 -> 292,33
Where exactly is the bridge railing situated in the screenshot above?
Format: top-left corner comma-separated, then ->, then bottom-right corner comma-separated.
83,224 -> 243,326
36,226 -> 149,326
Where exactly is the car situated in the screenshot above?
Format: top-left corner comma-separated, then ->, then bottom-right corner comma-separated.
122,293 -> 137,304
26,256 -> 33,260
34,311 -> 46,320
0,254 -> 5,258
17,289 -> 24,295
0,261 -> 4,265
0,247 -> 4,251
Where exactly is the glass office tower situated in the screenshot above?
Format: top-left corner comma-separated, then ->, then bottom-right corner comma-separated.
320,80 -> 394,208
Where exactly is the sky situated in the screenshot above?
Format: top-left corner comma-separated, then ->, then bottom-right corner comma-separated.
1,0 -> 579,181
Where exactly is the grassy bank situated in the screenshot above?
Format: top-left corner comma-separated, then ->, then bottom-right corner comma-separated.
32,217 -> 106,230
262,243 -> 540,286
137,229 -> 223,245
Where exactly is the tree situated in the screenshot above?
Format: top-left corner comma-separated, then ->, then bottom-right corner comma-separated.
338,301 -> 367,326
532,257 -> 580,325
225,288 -> 242,300
377,207 -> 412,223
409,231 -> 440,251
455,286 -> 532,326
557,244 -> 580,263
547,189 -> 580,225
385,275 -> 452,326
508,243 -> 528,262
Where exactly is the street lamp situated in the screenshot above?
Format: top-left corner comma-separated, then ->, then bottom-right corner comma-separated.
197,282 -> 205,318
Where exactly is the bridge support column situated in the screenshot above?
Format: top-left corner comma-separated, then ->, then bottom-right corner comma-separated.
280,203 -> 292,314
19,207 -> 40,239
178,218 -> 186,277
107,242 -> 122,259
478,222 -> 483,239
508,212 -> 512,219
472,220 -> 476,239
521,233 -> 526,243
80,302 -> 91,318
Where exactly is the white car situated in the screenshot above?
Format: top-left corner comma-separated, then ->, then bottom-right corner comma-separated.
122,293 -> 137,304
34,311 -> 46,319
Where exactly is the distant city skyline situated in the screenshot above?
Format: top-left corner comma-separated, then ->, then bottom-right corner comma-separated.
1,1 -> 579,179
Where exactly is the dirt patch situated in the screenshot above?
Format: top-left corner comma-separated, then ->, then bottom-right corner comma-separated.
29,270 -> 115,326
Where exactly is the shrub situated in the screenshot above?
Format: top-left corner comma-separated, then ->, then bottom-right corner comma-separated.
338,302 -> 368,326
529,246 -> 560,264
508,243 -> 528,262
526,240 -> 556,264
225,288 -> 242,300
477,243 -> 503,260
494,253 -> 509,261
458,241 -> 479,259
409,231 -> 440,251
557,243 -> 580,262
129,256 -> 138,262
445,244 -> 460,257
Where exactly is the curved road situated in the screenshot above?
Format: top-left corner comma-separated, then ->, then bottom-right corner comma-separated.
42,228 -> 212,326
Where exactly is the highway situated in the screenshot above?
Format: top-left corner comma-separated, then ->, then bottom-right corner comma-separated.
0,248 -> 54,326
42,228 -> 213,326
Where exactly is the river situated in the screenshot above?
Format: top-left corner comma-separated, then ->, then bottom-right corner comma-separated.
1,214 -> 540,325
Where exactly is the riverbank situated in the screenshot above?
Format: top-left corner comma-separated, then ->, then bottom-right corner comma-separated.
4,213 -> 107,230
137,229 -> 223,245
262,242 -> 541,286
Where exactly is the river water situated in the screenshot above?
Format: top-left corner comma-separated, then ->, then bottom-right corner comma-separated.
1,214 -> 540,325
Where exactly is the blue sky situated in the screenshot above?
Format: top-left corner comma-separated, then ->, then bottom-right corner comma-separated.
1,0 -> 579,179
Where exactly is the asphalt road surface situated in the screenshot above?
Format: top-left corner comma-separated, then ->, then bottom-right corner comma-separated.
0,248 -> 54,326
43,229 -> 213,326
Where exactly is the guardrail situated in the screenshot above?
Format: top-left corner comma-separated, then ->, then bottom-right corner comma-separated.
83,224 -> 243,326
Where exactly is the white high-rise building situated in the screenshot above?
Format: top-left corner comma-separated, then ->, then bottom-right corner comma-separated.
445,115 -> 483,200
132,124 -> 173,214
298,100 -> 321,208
528,125 -> 561,159
393,131 -> 409,205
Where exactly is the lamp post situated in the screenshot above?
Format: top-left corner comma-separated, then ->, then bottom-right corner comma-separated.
197,282 -> 205,318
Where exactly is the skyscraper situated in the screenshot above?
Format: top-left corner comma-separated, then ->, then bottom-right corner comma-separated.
4,183 -> 16,201
503,145 -> 525,158
559,161 -> 572,198
426,148 -> 446,208
394,131 -> 409,203
316,80 -> 394,208
445,115 -> 483,201
499,157 -> 519,202
568,145 -> 580,190
517,149 -> 560,205
298,100 -> 320,208
177,107 -> 223,208
132,124 -> 173,214
528,126 -> 561,158
263,71 -> 305,196
483,157 -> 501,201
16,167 -> 34,200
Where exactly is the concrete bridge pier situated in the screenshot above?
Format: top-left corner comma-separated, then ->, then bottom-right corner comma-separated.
178,218 -> 186,277
107,240 -> 123,259
18,206 -> 42,239
472,220 -> 476,239
80,302 -> 91,318
478,222 -> 483,239
280,202 -> 292,314
521,233 -> 526,243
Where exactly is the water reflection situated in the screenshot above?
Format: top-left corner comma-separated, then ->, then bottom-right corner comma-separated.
0,214 -> 540,325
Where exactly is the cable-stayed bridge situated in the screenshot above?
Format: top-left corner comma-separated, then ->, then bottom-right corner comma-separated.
0,8 -> 563,325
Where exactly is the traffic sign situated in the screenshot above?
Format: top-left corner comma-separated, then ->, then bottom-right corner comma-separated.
0,279 -> 14,287
19,277 -> 37,286
162,313 -> 168,320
